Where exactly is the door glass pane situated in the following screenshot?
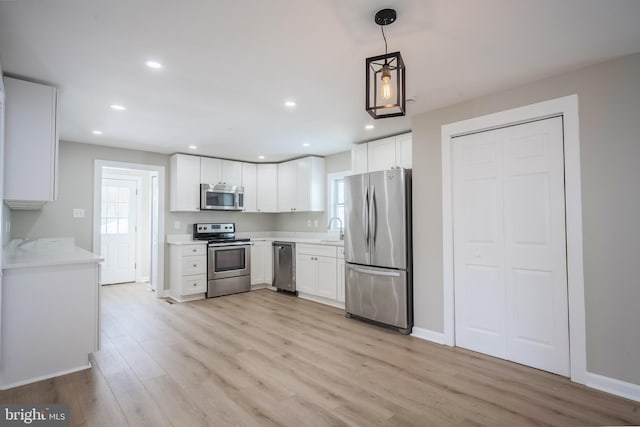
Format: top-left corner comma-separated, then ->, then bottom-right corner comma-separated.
214,248 -> 246,272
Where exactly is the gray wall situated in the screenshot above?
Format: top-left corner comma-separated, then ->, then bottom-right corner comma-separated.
411,53 -> 640,385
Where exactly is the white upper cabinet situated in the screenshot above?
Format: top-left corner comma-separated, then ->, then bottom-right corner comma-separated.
278,156 -> 325,212
4,77 -> 58,209
277,160 -> 297,212
395,133 -> 413,169
351,132 -> 412,174
200,157 -> 242,186
367,136 -> 397,172
256,164 -> 278,212
351,143 -> 368,175
170,154 -> 201,212
241,162 -> 257,213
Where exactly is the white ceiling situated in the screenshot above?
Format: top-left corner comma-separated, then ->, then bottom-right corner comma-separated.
1,0 -> 640,162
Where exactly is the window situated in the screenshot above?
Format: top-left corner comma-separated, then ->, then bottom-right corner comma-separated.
327,172 -> 349,231
101,181 -> 131,235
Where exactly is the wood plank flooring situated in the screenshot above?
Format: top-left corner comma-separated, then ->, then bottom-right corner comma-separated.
1,282 -> 639,426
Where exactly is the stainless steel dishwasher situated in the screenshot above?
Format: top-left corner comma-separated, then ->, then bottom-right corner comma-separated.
272,241 -> 296,292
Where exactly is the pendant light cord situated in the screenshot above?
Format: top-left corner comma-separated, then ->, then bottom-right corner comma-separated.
380,25 -> 388,55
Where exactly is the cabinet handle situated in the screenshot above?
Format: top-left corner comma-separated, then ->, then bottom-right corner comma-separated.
193,264 -> 197,267
192,248 -> 197,252
193,282 -> 197,287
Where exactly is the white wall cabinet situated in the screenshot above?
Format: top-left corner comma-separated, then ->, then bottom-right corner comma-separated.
256,164 -> 278,212
277,156 -> 325,212
296,244 -> 340,303
200,157 -> 242,186
351,143 -> 368,174
170,154 -> 201,212
169,243 -> 207,302
242,162 -> 257,213
3,77 -> 58,209
351,132 -> 412,174
251,240 -> 273,285
367,136 -> 397,172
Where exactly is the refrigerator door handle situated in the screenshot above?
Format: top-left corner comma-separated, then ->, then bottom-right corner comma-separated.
352,267 -> 401,277
371,186 -> 377,245
364,187 -> 370,248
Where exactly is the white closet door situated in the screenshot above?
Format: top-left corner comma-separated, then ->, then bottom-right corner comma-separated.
502,117 -> 569,375
453,116 -> 569,376
453,129 -> 507,359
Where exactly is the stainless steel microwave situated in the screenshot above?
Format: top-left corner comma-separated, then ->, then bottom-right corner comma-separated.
200,184 -> 244,211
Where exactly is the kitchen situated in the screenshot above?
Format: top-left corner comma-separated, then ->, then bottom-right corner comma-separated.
1,1 -> 640,425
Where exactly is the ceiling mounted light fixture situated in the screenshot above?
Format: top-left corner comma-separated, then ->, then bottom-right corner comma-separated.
365,8 -> 406,119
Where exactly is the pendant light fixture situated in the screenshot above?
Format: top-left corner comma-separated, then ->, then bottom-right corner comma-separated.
365,8 -> 406,119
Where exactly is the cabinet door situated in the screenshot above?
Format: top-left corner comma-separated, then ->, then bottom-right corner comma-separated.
337,258 -> 345,303
222,160 -> 242,186
367,137 -> 396,172
277,161 -> 296,212
256,164 -> 278,212
351,144 -> 368,174
295,254 -> 316,294
395,133 -> 412,169
263,242 -> 273,285
170,154 -> 201,212
250,242 -> 265,285
316,256 -> 337,300
200,157 -> 222,184
241,163 -> 257,212
295,158 -> 311,211
4,77 -> 58,205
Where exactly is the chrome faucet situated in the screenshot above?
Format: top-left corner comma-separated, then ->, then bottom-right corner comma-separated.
327,217 -> 344,240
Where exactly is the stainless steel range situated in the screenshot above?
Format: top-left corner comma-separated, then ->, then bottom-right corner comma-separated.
193,223 -> 251,298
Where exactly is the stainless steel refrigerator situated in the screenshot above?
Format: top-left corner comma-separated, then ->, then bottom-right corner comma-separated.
344,168 -> 413,334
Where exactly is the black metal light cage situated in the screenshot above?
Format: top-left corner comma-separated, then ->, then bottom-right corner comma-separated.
365,51 -> 406,119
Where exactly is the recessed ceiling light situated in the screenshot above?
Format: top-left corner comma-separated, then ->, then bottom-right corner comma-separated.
365,124 -> 375,130
188,145 -> 197,150
110,104 -> 126,111
145,60 -> 163,69
284,100 -> 296,108
258,155 -> 265,160
302,143 -> 310,147
92,130 -> 103,135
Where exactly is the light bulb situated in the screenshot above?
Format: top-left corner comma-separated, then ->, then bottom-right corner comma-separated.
381,64 -> 392,100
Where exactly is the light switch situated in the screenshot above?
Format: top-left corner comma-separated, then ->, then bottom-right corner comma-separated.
174,221 -> 181,230
73,208 -> 85,218
307,220 -> 311,227
314,219 -> 318,228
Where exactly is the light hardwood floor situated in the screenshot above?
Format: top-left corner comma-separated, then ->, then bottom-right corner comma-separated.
1,282 -> 639,426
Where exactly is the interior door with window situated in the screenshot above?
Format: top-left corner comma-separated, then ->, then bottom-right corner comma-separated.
101,177 -> 137,284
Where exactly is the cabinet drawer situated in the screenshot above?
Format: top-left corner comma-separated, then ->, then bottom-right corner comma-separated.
181,275 -> 206,295
182,244 -> 206,256
182,256 -> 206,275
297,244 -> 337,258
337,247 -> 344,259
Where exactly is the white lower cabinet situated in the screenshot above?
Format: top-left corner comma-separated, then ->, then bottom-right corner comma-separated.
250,240 -> 273,285
295,243 -> 343,306
169,243 -> 207,301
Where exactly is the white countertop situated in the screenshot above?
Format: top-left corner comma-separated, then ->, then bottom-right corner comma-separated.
3,238 -> 103,269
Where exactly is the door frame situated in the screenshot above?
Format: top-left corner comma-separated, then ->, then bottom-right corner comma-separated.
441,94 -> 586,384
93,160 -> 166,296
100,173 -> 140,285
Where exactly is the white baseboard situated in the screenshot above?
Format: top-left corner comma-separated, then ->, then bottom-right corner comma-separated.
411,327 -> 446,345
585,372 -> 640,402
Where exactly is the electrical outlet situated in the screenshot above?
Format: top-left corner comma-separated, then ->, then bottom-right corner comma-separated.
307,219 -> 311,227
174,221 -> 181,230
314,219 -> 318,228
72,208 -> 85,218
